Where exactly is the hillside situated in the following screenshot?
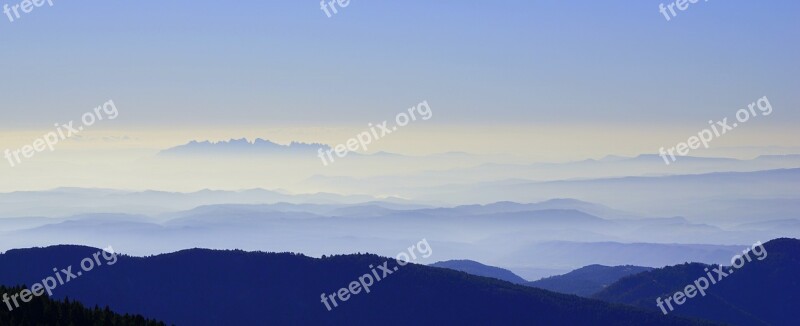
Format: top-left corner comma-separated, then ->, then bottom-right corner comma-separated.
430,259 -> 528,284
0,246 -> 717,326
0,285 -> 165,326
594,238 -> 800,326
528,264 -> 653,296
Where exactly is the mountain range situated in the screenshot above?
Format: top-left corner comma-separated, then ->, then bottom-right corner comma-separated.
158,139 -> 331,156
528,264 -> 653,296
0,245 -> 718,326
0,285 -> 165,326
594,238 -> 799,326
430,260 -> 528,284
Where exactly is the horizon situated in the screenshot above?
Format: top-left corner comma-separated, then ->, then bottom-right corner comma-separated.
1,1 -> 797,325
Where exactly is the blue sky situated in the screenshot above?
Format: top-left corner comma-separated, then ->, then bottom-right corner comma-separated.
0,0 -> 797,130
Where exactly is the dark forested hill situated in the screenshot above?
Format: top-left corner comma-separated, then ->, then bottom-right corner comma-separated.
594,238 -> 800,326
0,285 -> 165,326
0,246 -> 718,326
528,264 -> 653,296
430,259 -> 528,283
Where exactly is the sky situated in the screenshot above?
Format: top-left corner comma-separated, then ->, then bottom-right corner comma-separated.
0,0 -> 798,159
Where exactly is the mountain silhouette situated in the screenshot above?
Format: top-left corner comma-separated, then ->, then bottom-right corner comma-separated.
0,284 -> 165,325
594,238 -> 799,325
528,264 -> 653,296
430,259 -> 528,284
0,245 -> 717,325
158,138 -> 331,156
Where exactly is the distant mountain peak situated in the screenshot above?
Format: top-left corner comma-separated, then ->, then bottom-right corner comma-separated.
158,138 -> 331,156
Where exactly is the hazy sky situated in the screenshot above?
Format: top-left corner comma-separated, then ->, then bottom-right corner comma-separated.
0,1 -> 798,157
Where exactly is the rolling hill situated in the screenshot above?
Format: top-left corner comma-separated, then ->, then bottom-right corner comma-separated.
430,259 -> 528,284
0,246 -> 717,326
593,238 -> 800,326
0,285 -> 164,326
528,264 -> 653,296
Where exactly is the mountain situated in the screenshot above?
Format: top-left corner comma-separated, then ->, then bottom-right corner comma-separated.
0,285 -> 164,326
0,245 -> 718,326
430,260 -> 528,284
0,188 -> 394,218
417,199 -> 639,219
375,168 -> 800,222
503,241 -> 743,270
527,264 -> 653,296
300,155 -> 800,197
2,200 -> 760,266
158,138 -> 331,156
593,238 -> 800,326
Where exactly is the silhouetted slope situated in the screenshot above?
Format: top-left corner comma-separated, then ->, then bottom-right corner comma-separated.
430,259 -> 528,283
594,238 -> 800,326
158,138 -> 330,156
0,246 -> 718,326
0,285 -> 165,326
528,264 -> 652,296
